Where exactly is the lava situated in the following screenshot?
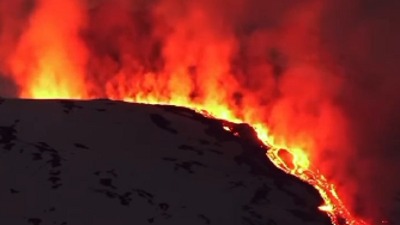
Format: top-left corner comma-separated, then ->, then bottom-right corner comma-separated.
0,0 -> 385,224
181,102 -> 368,225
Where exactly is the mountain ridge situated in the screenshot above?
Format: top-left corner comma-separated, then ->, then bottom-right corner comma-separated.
0,98 -> 331,225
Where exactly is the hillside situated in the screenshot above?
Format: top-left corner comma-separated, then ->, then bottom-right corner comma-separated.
0,98 -> 331,225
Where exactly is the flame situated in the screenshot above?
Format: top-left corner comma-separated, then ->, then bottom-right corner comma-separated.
0,0 -> 374,224
9,0 -> 88,99
121,97 -> 365,225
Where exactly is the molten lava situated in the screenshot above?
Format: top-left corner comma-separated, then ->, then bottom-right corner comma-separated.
0,0 -> 380,224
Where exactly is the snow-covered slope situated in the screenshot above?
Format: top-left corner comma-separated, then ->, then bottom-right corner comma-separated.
0,98 -> 331,225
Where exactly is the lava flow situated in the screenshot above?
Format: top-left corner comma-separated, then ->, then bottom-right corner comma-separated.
1,0 -> 390,224
126,97 -> 368,225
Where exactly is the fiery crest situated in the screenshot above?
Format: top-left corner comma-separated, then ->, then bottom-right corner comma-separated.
1,0 -> 397,224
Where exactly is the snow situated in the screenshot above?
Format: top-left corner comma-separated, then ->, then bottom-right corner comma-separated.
0,98 -> 331,225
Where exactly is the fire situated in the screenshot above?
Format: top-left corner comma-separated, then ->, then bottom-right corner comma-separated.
8,0 -> 88,99
0,0 -> 379,224
122,98 -> 367,225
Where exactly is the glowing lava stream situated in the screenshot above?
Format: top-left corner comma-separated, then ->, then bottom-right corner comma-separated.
118,97 -> 367,225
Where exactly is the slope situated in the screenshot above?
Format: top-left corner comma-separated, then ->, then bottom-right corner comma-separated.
0,98 -> 331,225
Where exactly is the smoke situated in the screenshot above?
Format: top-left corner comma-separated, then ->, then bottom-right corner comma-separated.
0,0 -> 33,97
320,0 -> 400,221
0,0 -> 399,222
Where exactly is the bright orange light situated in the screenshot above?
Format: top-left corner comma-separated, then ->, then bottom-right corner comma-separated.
319,204 -> 334,212
9,0 -> 88,99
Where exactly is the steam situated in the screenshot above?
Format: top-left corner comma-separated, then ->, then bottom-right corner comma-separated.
0,0 -> 399,222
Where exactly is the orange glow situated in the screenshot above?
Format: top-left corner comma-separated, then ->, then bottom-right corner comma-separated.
319,204 -> 334,213
9,0 -> 88,99
1,0 -> 371,225
121,97 -> 367,225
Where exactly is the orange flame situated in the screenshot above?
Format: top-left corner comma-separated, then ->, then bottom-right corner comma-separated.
9,0 -> 88,99
1,0 -> 374,224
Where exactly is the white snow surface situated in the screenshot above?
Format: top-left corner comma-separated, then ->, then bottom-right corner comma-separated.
0,98 -> 331,225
